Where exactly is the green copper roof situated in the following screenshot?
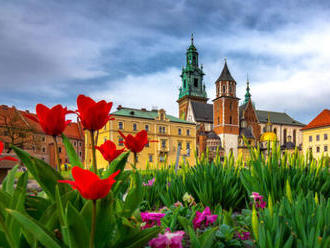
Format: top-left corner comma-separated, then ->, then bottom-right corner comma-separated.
243,79 -> 251,104
112,107 -> 195,124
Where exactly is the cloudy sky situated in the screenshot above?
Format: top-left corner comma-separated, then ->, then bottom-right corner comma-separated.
1,0 -> 330,124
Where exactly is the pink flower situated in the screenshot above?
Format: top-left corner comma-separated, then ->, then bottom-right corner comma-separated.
149,230 -> 185,248
143,177 -> 155,186
192,207 -> 218,229
141,212 -> 166,229
237,232 -> 251,240
250,192 -> 267,209
174,201 -> 183,208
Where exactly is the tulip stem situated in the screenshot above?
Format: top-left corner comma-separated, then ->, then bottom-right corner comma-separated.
133,152 -> 137,172
89,199 -> 96,248
90,130 -> 97,174
53,136 -> 61,173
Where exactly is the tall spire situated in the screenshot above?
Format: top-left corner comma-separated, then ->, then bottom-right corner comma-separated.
191,33 -> 194,45
243,74 -> 251,104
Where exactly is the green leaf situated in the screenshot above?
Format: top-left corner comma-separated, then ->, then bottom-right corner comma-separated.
2,164 -> 19,195
11,145 -> 69,202
6,209 -> 62,248
62,134 -> 83,168
123,172 -> 142,217
65,202 -> 89,248
104,152 -> 130,178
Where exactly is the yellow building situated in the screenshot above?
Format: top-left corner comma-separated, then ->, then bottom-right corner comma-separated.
302,109 -> 330,160
85,106 -> 196,170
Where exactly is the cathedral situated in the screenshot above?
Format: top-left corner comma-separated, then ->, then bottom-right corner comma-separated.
177,36 -> 305,158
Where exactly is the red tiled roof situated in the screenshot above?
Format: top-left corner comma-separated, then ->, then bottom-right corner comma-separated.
301,109 -> 330,130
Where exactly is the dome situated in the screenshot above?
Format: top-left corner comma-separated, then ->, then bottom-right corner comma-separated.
260,132 -> 277,142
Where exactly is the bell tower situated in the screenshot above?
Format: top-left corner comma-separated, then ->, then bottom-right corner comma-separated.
213,60 -> 240,156
177,34 -> 207,120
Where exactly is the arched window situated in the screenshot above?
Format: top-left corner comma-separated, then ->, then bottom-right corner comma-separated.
273,128 -> 277,134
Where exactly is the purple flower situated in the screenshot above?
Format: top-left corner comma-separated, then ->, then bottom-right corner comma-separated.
237,232 -> 251,240
143,177 -> 155,186
192,207 -> 218,229
149,230 -> 185,248
250,192 -> 267,209
140,212 -> 166,229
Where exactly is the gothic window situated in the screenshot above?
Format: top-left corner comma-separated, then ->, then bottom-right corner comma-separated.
222,85 -> 226,94
194,78 -> 198,87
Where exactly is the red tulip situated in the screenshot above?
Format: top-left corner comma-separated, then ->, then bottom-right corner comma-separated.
58,166 -> 120,200
0,141 -> 18,162
95,140 -> 125,163
118,130 -> 149,153
25,104 -> 72,136
76,95 -> 114,131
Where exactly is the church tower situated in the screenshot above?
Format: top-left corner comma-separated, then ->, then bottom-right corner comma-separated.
177,34 -> 207,120
213,60 -> 240,156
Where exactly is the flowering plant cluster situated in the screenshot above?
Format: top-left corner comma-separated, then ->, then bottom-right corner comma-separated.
250,192 -> 267,209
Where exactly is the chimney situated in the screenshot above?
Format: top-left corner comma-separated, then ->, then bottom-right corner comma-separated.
117,105 -> 122,110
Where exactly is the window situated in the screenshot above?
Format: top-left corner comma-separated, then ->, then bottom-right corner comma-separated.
58,147 -> 62,153
161,140 -> 166,148
186,142 -> 190,156
222,85 -> 226,94
119,122 -> 123,130
283,129 -> 287,144
178,141 -> 182,149
309,136 -> 312,142
293,130 -> 296,144
309,147 -> 312,153
316,135 -> 320,141
133,123 -> 137,131
187,129 -> 190,136
42,147 -> 46,153
273,128 -> 277,134
145,125 -> 149,131
149,154 -> 153,162
324,145 -> 328,152
42,137 -> 45,142
178,128 -> 182,135
183,79 -> 186,88
325,134 -> 328,140
316,146 -> 320,153
162,127 -> 166,133
79,142 -> 82,147
194,78 -> 198,87
118,137 -> 123,146
229,116 -> 232,124
74,141 -> 77,146
159,126 -> 162,133
79,151 -> 82,157
229,102 -> 232,110
229,85 -> 232,94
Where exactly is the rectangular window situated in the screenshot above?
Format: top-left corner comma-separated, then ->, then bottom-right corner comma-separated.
324,134 -> 328,140
119,122 -> 123,130
309,136 -> 312,142
42,147 -> 46,153
316,146 -> 320,153
316,135 -> 320,141
118,137 -> 123,146
187,129 -> 190,136
133,123 -> 137,131
145,125 -> 149,131
58,147 -> 62,153
159,126 -> 162,133
178,128 -> 182,135
162,127 -> 166,133
161,140 -> 166,148
149,154 -> 153,162
324,145 -> 328,152
186,142 -> 190,156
